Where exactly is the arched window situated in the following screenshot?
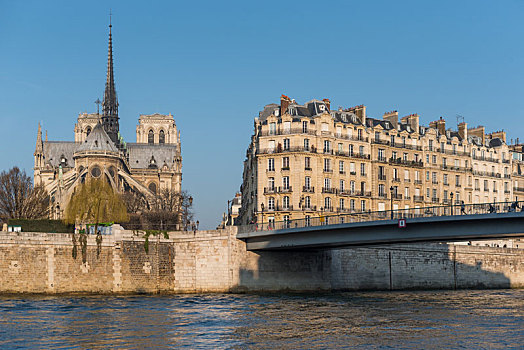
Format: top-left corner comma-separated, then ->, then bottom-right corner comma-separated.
159,130 -> 165,144
148,129 -> 154,144
148,182 -> 157,194
86,126 -> 92,137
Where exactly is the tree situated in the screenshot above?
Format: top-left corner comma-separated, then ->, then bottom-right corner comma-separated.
64,178 -> 128,233
0,167 -> 49,219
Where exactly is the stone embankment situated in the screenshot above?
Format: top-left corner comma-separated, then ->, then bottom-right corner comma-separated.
0,226 -> 522,293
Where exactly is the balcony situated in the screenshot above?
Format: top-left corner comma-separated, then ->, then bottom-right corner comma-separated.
378,174 -> 387,181
504,190 -> 511,194
404,178 -> 411,183
281,167 -> 290,171
354,153 -> 371,160
302,186 -> 315,193
392,177 -> 401,182
413,195 -> 424,202
432,180 -> 439,184
324,168 -> 333,173
414,180 -> 423,185
473,155 -> 499,163
304,167 -> 312,171
389,157 -> 424,168
372,139 -> 390,145
278,186 -> 292,193
377,193 -> 388,199
377,156 -> 388,163
301,205 -> 317,211
391,193 -> 403,200
322,187 -> 337,194
431,197 -> 440,203
514,187 -> 524,192
350,171 -> 357,175
502,159 -> 510,164
263,187 -> 277,194
504,174 -> 511,179
404,196 -> 411,200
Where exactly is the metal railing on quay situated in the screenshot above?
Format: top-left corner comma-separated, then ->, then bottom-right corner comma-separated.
240,200 -> 524,233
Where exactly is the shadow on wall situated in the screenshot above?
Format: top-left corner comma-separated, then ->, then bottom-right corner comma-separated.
237,243 -> 516,292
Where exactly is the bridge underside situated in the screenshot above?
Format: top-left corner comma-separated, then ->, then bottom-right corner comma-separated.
237,213 -> 524,251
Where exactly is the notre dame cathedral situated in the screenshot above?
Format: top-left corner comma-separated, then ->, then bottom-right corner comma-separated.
33,22 -> 182,219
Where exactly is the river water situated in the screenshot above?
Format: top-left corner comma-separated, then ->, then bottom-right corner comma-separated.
0,290 -> 522,349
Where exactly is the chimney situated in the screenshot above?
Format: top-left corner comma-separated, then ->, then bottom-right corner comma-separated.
382,110 -> 398,129
354,105 -> 366,126
489,130 -> 506,143
436,117 -> 446,135
401,113 -> 420,132
468,126 -> 485,144
458,122 -> 468,140
322,98 -> 331,111
280,94 -> 291,116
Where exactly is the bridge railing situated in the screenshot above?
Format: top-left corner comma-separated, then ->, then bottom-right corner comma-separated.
237,200 -> 524,233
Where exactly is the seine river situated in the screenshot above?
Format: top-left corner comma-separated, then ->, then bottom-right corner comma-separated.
0,290 -> 523,349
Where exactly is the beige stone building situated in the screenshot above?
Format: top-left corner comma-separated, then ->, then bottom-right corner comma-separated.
33,23 -> 182,219
237,95 -> 514,226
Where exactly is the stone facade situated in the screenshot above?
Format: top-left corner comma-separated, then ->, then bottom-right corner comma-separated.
0,227 -> 522,294
237,95 -> 519,226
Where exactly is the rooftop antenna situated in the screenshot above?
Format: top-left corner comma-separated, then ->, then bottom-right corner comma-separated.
456,114 -> 464,127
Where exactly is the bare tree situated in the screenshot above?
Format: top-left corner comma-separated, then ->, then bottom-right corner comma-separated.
0,167 -> 49,219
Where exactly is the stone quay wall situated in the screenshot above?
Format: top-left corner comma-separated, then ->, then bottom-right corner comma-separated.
0,227 -> 522,294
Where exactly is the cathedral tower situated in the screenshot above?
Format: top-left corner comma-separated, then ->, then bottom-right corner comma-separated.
101,17 -> 120,145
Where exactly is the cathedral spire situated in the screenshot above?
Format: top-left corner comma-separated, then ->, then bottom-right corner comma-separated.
34,123 -> 43,156
101,13 -> 120,145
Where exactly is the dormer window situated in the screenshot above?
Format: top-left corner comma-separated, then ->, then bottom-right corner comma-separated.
149,155 -> 158,168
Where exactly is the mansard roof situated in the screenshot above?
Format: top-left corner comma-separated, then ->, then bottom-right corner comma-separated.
76,123 -> 118,153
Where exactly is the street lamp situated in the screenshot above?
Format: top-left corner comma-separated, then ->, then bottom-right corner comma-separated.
260,203 -> 265,230
450,192 -> 454,215
390,186 -> 394,220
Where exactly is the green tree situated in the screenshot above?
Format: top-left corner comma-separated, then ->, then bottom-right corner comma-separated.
0,167 -> 49,220
64,178 -> 128,233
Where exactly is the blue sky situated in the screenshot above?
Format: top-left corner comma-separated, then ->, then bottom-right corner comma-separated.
1,0 -> 524,229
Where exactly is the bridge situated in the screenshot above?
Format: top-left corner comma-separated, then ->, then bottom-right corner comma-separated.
237,201 -> 524,250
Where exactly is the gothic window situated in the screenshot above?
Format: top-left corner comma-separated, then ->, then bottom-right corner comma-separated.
148,129 -> 154,144
86,126 -> 92,137
159,130 -> 165,144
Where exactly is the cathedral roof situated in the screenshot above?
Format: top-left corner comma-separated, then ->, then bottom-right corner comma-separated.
127,143 -> 179,169
76,123 -> 119,153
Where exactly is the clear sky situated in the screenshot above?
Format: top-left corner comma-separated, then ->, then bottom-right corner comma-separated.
1,0 -> 524,229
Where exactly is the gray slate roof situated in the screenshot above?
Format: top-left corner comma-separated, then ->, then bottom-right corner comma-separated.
127,143 -> 179,169
43,141 -> 77,167
76,123 -> 118,152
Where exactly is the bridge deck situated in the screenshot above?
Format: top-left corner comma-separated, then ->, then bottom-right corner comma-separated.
237,212 -> 524,250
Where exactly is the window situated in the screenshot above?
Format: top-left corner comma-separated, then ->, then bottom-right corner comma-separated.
159,130 -> 165,144
324,178 -> 331,189
453,144 -> 457,154
338,143 -> 343,153
404,170 -> 409,180
415,171 -> 420,181
283,196 -> 290,209
324,140 -> 331,153
455,175 -> 460,186
375,132 -> 380,142
268,177 -> 275,190
493,181 -> 497,191
440,142 -> 445,153
484,180 -> 488,191
321,123 -> 329,132
86,126 -> 92,136
282,176 -> 289,190
283,215 -> 290,228
378,149 -> 385,161
339,161 -> 345,173
432,188 -> 437,199
305,176 -> 311,189
304,139 -> 310,151
324,158 -> 331,172
432,172 -> 437,183
302,121 -> 308,133
283,139 -> 290,150
443,158 -> 447,167
429,140 -> 433,151
350,199 -> 355,210
426,188 -> 430,198
391,135 -> 395,145
405,187 -> 409,198
426,154 -> 430,163
269,123 -> 276,135
393,168 -> 399,180
378,184 -> 385,196
305,157 -> 311,169
148,182 -> 157,194
350,181 -> 355,193
443,174 -> 448,185
432,155 -> 437,164
403,153 -> 408,161
91,166 -> 101,178
268,197 -> 275,210
340,179 -> 345,191
426,171 -> 430,181
283,122 -> 291,133
336,126 -> 342,137
444,190 -> 448,199
305,196 -> 311,209
350,162 -> 356,173
360,163 -> 365,176
339,198 -> 345,210
349,144 -> 354,156
325,197 -> 332,209
268,158 -> 275,171
148,129 -> 154,144
282,157 -> 289,169
357,129 -> 363,140
392,151 -> 397,160
475,179 -> 479,189
359,145 -> 364,155
361,200 -> 366,211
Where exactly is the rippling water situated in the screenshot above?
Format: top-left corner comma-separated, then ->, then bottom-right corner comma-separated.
0,290 -> 523,349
